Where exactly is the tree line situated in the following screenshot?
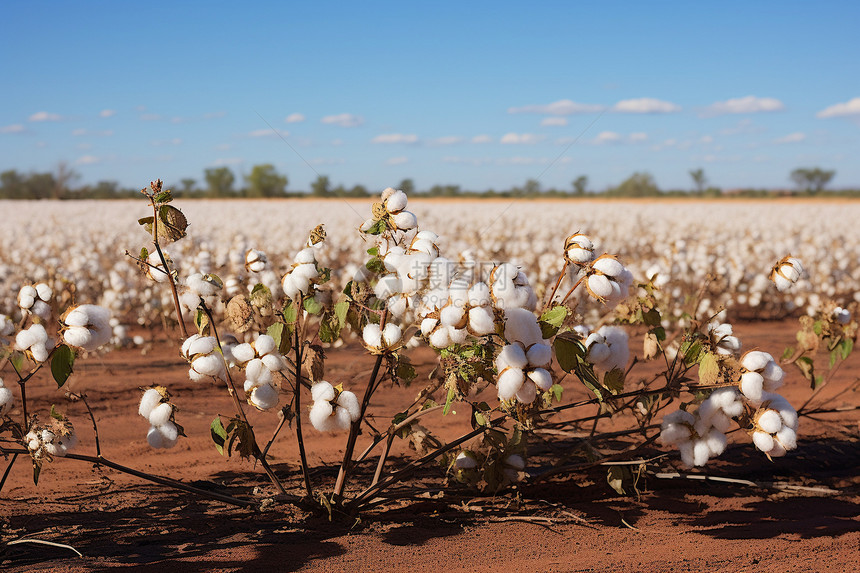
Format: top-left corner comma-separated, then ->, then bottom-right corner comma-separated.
0,163 -> 849,200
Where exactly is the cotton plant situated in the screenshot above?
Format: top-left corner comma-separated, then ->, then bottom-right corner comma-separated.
180,272 -> 223,312
231,334 -> 286,411
24,413 -> 79,460
181,334 -> 227,382
245,249 -> 268,273
582,325 -> 630,372
308,381 -> 360,432
61,304 -> 112,352
495,307 -> 553,404
15,323 -> 52,363
138,387 -> 182,449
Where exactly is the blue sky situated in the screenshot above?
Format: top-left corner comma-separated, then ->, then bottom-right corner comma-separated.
2,1 -> 858,192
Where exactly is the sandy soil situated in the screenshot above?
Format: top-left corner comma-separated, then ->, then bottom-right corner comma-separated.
1,320 -> 858,572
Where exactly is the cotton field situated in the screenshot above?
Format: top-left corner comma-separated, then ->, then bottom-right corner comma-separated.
1,199 -> 858,332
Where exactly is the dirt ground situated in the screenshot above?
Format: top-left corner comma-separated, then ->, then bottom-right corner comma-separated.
1,319 -> 858,572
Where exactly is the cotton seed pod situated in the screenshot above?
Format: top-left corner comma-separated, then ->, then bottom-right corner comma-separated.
392,211 -> 417,230
311,381 -> 336,402
564,233 -> 594,264
337,390 -> 361,421
497,368 -> 525,401
191,354 -> 226,379
186,273 -> 223,298
756,409 -> 783,434
468,306 -> 496,336
139,388 -> 163,418
245,358 -> 273,385
148,402 -> 173,427
0,386 -> 14,415
245,249 -> 268,273
382,323 -> 402,347
362,323 -> 383,349
770,255 -> 803,292
515,381 -> 537,404
526,344 -> 552,368
231,343 -> 256,365
249,383 -> 279,411
497,344 -> 528,370
35,283 -> 53,302
254,335 -> 276,357
385,189 -> 408,213
18,285 -> 37,309
740,371 -> 765,402
527,368 -> 553,391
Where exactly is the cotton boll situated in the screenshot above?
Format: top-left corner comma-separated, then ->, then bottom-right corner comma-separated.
468,306 -> 496,336
527,368 -> 553,391
363,323 -> 383,348
757,410 -> 782,434
31,344 -> 49,363
586,342 -> 611,366
295,248 -> 316,264
331,405 -> 354,431
392,211 -> 417,230
504,307 -> 543,346
428,327 -> 451,349
775,426 -> 797,450
526,344 -> 552,368
515,380 -> 537,404
261,353 -> 285,373
767,440 -> 787,458
421,318 -> 438,336
382,323 -> 402,346
245,358 -> 273,385
147,426 -> 166,449
309,400 -> 334,431
64,307 -> 90,327
63,326 -> 93,348
448,327 -> 468,345
139,388 -> 163,418
157,421 -> 179,442
192,354 -> 226,378
281,273 -> 301,301
374,275 -> 402,300
497,344 -> 528,370
752,431 -> 774,453
249,384 -> 279,410
0,387 -> 13,415
497,368 -> 525,400
692,440 -> 711,466
232,343 -> 256,364
311,381 -> 335,402
254,335 -> 276,357
188,335 -> 218,358
586,274 -> 613,299
468,282 -> 492,307
337,390 -> 361,422
741,351 -> 772,373
455,451 -> 478,469
148,402 -> 173,427
592,257 -> 624,277
385,190 -> 408,213
740,371 -> 764,402
292,262 -> 319,282
440,304 -> 465,328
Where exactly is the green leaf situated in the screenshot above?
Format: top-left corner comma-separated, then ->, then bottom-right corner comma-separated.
365,258 -> 385,274
813,320 -> 824,336
554,335 -> 586,373
137,216 -> 154,226
829,348 -> 838,369
282,300 -> 298,324
50,345 -> 75,388
303,296 -> 324,315
813,374 -> 824,389
550,383 -> 563,402
318,318 -> 335,343
796,356 -> 815,388
642,308 -> 662,327
267,322 -> 284,350
250,283 -> 272,308
781,346 -> 796,360
603,368 -> 625,394
653,326 -> 666,342
683,340 -> 703,366
539,305 -> 568,338
395,360 -> 416,383
443,385 -> 456,415
139,247 -> 149,261
366,246 -> 379,256
210,416 -> 228,456
840,338 -> 853,361
10,352 -> 24,373
334,300 -> 349,329
50,404 -> 64,421
607,466 -> 626,495
697,352 -> 719,386
153,190 -> 173,204
365,219 -> 386,235
474,411 -> 488,427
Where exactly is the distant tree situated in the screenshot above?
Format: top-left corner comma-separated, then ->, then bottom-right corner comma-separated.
349,184 -> 368,197
398,178 -> 415,195
245,164 -> 288,197
204,167 -> 235,197
0,170 -> 26,199
790,167 -> 835,194
609,172 -> 660,197
311,175 -> 331,197
53,162 -> 80,199
26,172 -> 57,200
179,178 -> 197,195
689,168 -> 707,194
523,179 -> 541,195
572,175 -> 588,195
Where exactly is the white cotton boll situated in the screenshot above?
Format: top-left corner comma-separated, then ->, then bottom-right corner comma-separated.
243,379 -> 257,393
440,304 -> 465,328
337,390 -> 361,422
762,362 -> 784,384
157,421 -> 179,442
455,451 -> 478,469
180,291 -> 201,312
421,318 -> 438,336
468,282 -> 492,307
678,441 -> 695,467
775,426 -> 797,450
31,344 -> 49,363
740,371 -> 764,402
254,335 -> 276,357
311,381 -> 335,402
428,327 -> 451,348
504,454 -> 525,471
295,248 -> 316,264
497,368 -> 525,400
137,388 -> 161,419
363,323 -> 383,349
331,405 -> 354,431
587,342 -> 611,366
64,307 -> 89,327
448,327 -> 468,345
504,307 -> 543,346
516,380 -> 537,404
63,326 -> 93,348
245,358 -> 273,385
249,384 -> 279,410
232,343 -> 256,365
661,422 -> 692,446
587,274 -> 613,299
592,257 -> 624,277
497,344 -> 528,370
768,440 -> 787,458
45,443 -> 60,457
19,285 -> 37,305
262,353 -> 285,373
780,264 -> 800,282
292,262 -> 319,282
428,257 -> 455,289
189,368 -> 208,382
392,211 -> 417,230
41,429 -> 55,443
147,426 -> 166,449
188,335 -> 218,357
15,329 -> 35,351
374,275 -> 402,299
468,306 -> 496,336
710,412 -> 733,433
692,440 -> 711,466
281,273 -> 301,301
527,368 -> 553,391
777,406 -> 798,431
290,272 -> 312,297
526,343 -> 552,368
19,293 -> 36,310
309,400 -> 334,431
773,274 -> 792,292
148,402 -> 173,427
0,387 -> 13,414
192,354 -> 225,378
181,334 -> 201,358
410,238 -> 437,257
757,410 -> 782,434
382,323 -> 402,346
752,431 -> 774,453
385,189 -> 408,213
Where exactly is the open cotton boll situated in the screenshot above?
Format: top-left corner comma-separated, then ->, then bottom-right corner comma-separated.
374,275 -> 402,300
186,335 -> 218,358
392,211 -> 417,230
586,274 -> 614,299
363,323 -> 383,349
311,381 -> 336,402
139,389 -> 163,419
468,282 -> 492,307
428,328 -> 451,349
231,343 -> 256,365
527,368 -> 553,391
497,367 -> 525,401
592,257 -> 624,277
515,381 -> 537,404
740,371 -> 764,402
421,318 -> 438,336
245,358 -> 273,385
19,285 -> 37,308
382,323 -> 402,346
261,353 -> 286,373
249,384 -> 279,410
157,421 -> 179,443
385,189 -> 408,213
245,249 -> 268,273
756,409 -> 783,434
692,440 -> 712,466
253,335 -> 276,356
0,386 -> 14,415
775,426 -> 797,450
148,402 -> 173,427
741,351 -> 772,373
337,390 -> 361,421
295,248 -> 316,264
186,273 -> 221,297
440,304 -> 465,328
503,307 -> 543,346
468,306 -> 496,336
292,262 -> 319,282
497,344 -> 528,370
526,344 -> 552,368
192,354 -> 226,379
309,400 -> 334,431
752,431 -> 775,453
63,326 -> 93,349
586,341 -> 611,365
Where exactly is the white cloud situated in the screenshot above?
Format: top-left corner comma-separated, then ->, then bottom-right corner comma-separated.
214,157 -> 244,166
508,99 -> 603,115
29,111 -> 62,122
612,98 -> 681,113
704,96 -> 784,116
593,131 -> 622,144
1,124 -> 26,133
99,109 -> 116,118
247,128 -> 289,138
321,113 -> 364,127
816,97 -> 860,118
471,134 -> 493,143
429,136 -> 463,145
541,117 -> 568,126
500,133 -> 544,144
285,113 -> 305,123
75,155 -> 100,165
774,132 -> 806,144
371,133 -> 418,144
386,156 -> 408,165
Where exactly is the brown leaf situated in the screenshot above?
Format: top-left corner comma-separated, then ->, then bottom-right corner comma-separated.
643,332 -> 659,360
304,344 -> 326,382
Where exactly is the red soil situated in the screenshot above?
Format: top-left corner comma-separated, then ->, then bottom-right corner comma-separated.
1,320 -> 858,572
